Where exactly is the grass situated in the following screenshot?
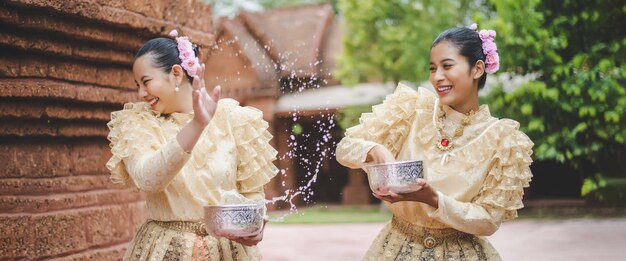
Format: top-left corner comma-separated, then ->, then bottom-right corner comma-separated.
268,205 -> 392,224
266,202 -> 626,224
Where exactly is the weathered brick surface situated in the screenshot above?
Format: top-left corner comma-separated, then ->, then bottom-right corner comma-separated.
0,176 -> 113,195
4,0 -> 214,45
0,142 -> 110,178
0,5 -> 143,50
0,31 -> 135,64
48,243 -> 126,261
0,202 -> 145,259
0,54 -> 136,90
45,105 -> 112,121
0,79 -> 136,103
0,119 -> 108,137
0,0 -> 213,259
0,189 -> 142,213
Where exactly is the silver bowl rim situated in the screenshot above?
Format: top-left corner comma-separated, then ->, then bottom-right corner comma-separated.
363,159 -> 424,168
204,203 -> 265,209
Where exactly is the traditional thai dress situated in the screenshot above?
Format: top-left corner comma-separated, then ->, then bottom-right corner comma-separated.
336,83 -> 533,260
106,99 -> 278,261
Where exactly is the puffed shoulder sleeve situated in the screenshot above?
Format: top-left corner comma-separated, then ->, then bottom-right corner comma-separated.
474,119 -> 534,221
335,83 -> 434,169
227,101 -> 279,197
106,103 -> 190,191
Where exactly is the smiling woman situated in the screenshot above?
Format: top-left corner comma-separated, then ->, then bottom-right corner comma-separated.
335,24 -> 533,261
106,31 -> 279,260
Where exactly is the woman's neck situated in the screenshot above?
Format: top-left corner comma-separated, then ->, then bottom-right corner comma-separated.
449,100 -> 480,114
177,82 -> 194,114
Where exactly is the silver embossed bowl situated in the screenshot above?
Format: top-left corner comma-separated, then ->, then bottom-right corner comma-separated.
363,160 -> 424,195
203,203 -> 265,237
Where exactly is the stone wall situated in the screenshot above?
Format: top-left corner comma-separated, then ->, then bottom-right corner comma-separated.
0,0 -> 213,259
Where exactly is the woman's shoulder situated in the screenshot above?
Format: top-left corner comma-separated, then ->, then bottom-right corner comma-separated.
378,83 -> 437,114
110,101 -> 153,117
488,118 -> 534,163
108,102 -> 158,129
494,118 -> 533,144
214,98 -> 265,126
107,102 -> 159,140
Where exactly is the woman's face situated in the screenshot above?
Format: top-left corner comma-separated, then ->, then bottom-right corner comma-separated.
133,53 -> 179,114
429,41 -> 481,113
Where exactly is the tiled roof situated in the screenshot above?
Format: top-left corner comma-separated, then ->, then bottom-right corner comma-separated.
241,4 -> 334,79
204,18 -> 279,99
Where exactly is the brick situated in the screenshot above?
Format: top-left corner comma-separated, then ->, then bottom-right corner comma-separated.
0,189 -> 142,213
0,119 -> 108,138
0,141 -> 110,178
0,5 -> 143,49
0,215 -> 34,259
0,78 -> 76,99
47,243 -> 126,261
32,212 -> 90,257
122,0 -> 167,20
163,1 -> 213,33
0,101 -> 46,119
82,204 -> 137,247
0,78 -> 137,104
0,203 -> 146,259
4,0 -> 214,45
0,101 -> 113,121
45,106 -> 112,121
0,176 -> 112,195
0,54 -> 136,90
71,141 -> 111,174
0,32 -> 134,64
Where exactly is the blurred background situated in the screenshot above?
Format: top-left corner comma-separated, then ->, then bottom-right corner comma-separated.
0,0 -> 624,260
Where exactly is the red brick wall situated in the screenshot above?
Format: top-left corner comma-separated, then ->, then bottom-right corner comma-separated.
0,0 -> 213,259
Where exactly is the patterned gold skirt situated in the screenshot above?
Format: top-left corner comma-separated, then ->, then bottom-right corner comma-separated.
124,220 -> 260,261
364,218 -> 501,261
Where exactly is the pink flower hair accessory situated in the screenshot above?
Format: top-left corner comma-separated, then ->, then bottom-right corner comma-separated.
468,24 -> 500,74
168,29 -> 200,77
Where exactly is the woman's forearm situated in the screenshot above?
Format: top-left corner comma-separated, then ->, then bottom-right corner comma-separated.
176,119 -> 209,153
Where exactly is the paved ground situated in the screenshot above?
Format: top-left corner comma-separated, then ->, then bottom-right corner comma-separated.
258,218 -> 626,261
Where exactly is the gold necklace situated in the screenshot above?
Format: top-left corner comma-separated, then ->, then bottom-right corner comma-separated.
435,105 -> 477,152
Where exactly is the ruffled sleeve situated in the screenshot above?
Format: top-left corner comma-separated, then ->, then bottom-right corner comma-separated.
225,100 -> 279,199
473,119 -> 534,221
335,83 -> 435,169
428,119 -> 533,236
106,102 -> 191,191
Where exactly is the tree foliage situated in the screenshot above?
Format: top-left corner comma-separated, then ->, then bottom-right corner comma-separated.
478,0 -> 626,194
336,0 -> 472,85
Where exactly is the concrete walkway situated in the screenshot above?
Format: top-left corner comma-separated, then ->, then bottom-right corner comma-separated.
258,218 -> 626,261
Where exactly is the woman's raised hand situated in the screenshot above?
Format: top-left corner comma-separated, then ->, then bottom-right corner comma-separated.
192,63 -> 220,126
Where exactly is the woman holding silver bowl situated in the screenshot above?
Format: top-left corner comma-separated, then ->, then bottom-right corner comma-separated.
106,30 -> 277,260
336,24 -> 533,260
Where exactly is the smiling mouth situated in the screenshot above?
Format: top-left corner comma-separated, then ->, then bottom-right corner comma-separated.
148,97 -> 160,107
437,86 -> 452,94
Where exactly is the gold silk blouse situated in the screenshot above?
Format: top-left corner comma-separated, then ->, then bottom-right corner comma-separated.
106,99 -> 278,221
336,83 -> 533,236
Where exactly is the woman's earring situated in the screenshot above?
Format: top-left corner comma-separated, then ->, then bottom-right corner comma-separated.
175,83 -> 180,92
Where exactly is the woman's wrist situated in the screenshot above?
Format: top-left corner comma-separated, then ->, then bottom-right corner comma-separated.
427,190 -> 440,208
191,116 -> 210,129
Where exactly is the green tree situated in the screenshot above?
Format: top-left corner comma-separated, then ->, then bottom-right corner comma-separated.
336,0 -> 473,85
478,0 -> 626,198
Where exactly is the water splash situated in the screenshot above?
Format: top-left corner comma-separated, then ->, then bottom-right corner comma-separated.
210,35 -> 339,222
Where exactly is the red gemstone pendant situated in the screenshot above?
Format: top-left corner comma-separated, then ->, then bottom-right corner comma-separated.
440,138 -> 449,147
